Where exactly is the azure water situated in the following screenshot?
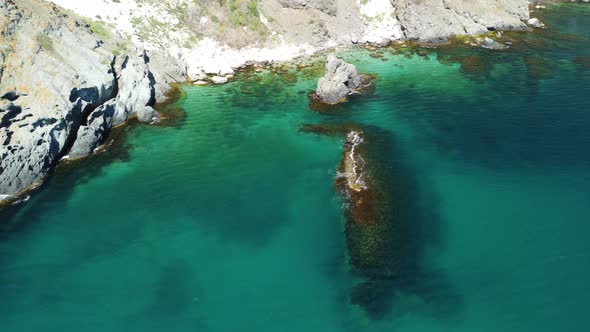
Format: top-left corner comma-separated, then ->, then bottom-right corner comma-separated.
1,4 -> 590,331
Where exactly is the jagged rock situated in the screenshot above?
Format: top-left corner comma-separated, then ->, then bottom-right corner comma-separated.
0,0 -> 183,200
113,53 -> 159,124
315,54 -> 363,105
69,101 -> 116,158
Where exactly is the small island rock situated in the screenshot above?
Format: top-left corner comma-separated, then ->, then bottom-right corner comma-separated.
315,55 -> 363,105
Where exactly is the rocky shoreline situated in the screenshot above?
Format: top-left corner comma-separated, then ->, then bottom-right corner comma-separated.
0,0 -> 583,204
0,0 -> 185,204
46,0 -> 545,78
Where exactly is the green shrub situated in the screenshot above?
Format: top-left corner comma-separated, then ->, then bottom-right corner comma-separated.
36,33 -> 54,51
247,0 -> 258,16
87,20 -> 112,41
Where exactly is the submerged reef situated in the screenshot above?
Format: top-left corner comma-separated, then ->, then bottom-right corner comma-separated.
336,130 -> 399,318
302,123 -> 459,318
301,124 -> 401,318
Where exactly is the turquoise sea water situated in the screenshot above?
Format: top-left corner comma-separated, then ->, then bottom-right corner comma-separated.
1,4 -> 590,331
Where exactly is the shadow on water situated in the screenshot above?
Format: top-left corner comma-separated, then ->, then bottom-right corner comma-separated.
185,178 -> 292,248
147,259 -> 197,314
0,99 -> 186,234
357,126 -> 461,320
0,123 -> 133,230
301,123 -> 461,321
121,259 -> 208,331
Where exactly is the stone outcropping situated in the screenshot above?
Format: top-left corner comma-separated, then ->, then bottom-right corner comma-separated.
315,54 -> 366,105
0,0 -> 556,204
0,0 -> 185,201
395,0 -> 530,42
300,123 -> 403,318
46,0 -> 537,77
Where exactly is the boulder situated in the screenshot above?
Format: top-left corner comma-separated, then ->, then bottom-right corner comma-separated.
481,37 -> 508,50
527,18 -> 545,28
211,76 -> 229,84
315,55 -> 363,104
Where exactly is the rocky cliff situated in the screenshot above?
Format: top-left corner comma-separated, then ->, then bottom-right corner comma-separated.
46,0 -> 534,76
0,0 -> 185,202
0,0 -> 548,203
396,0 -> 530,42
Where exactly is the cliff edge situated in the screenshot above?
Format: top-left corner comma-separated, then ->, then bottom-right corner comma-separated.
46,0 -> 533,76
0,0 -> 185,201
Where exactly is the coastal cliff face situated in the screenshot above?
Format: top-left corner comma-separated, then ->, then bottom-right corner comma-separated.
396,0 -> 530,42
0,0 -> 184,201
46,0 -> 533,76
0,0 -> 545,202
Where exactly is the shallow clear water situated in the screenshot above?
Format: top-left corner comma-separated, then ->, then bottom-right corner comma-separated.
1,4 -> 590,331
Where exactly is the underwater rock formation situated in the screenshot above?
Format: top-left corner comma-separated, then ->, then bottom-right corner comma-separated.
301,123 -> 400,318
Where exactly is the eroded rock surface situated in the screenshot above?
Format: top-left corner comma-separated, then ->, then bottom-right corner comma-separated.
0,0 -> 184,199
46,0 -> 537,77
315,54 -> 366,104
300,124 -> 403,318
396,0 -> 530,42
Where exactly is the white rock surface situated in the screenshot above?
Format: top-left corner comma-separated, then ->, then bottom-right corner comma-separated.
46,0 -> 534,75
527,18 -> 545,28
316,54 -> 363,104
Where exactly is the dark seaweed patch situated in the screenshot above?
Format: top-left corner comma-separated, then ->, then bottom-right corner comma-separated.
301,124 -> 458,319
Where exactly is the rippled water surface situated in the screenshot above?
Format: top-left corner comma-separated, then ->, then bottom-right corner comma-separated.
1,4 -> 590,331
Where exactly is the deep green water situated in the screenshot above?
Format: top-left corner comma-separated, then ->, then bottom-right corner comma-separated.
2,4 -> 590,331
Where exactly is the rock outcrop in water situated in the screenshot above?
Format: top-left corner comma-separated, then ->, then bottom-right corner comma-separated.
313,55 -> 370,105
301,123 -> 401,318
0,0 -> 185,201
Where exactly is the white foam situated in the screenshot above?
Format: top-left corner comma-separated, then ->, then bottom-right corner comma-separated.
12,196 -> 30,205
346,131 -> 367,191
